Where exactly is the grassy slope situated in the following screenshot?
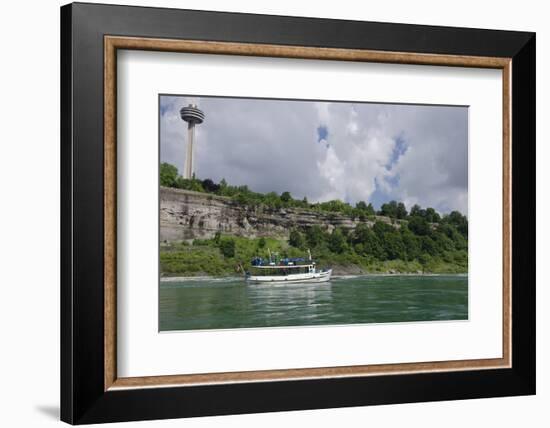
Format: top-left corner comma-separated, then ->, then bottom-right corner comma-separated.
160,236 -> 467,277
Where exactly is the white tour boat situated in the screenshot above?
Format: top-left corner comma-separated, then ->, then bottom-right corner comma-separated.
244,249 -> 332,285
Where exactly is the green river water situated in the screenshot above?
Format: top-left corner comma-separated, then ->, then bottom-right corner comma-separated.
159,274 -> 468,331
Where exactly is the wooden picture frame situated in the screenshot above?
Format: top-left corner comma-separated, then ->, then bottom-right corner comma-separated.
61,2 -> 535,424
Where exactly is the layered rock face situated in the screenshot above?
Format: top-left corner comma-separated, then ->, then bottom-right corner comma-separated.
161,187 -> 395,242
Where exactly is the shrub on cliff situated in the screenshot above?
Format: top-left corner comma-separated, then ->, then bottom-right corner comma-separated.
305,225 -> 327,248
258,237 -> 266,249
219,238 -> 236,258
328,228 -> 347,254
288,230 -> 304,249
160,162 -> 178,187
280,191 -> 292,203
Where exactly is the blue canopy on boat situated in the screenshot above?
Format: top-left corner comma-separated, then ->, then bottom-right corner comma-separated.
251,257 -> 264,266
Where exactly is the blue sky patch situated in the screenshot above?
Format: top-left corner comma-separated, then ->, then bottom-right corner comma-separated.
160,102 -> 171,116
317,125 -> 328,142
385,136 -> 408,171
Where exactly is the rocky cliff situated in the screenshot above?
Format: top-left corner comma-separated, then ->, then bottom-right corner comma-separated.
160,187 -> 396,242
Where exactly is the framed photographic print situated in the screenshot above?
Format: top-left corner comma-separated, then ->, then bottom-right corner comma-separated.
60,2 -> 536,424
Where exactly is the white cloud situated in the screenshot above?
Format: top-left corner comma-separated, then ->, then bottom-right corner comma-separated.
316,144 -> 346,202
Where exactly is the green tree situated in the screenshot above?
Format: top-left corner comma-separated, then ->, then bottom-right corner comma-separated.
201,178 -> 220,193
444,211 -> 468,237
421,236 -> 438,256
431,231 -> 454,253
418,253 -> 431,273
288,230 -> 304,248
319,199 -> 351,214
354,242 -> 364,254
409,204 -> 424,218
264,192 -> 282,209
219,238 -> 236,258
258,237 -> 266,249
380,200 -> 398,218
396,202 -> 408,219
354,201 -> 376,219
305,225 -> 326,248
366,203 -> 376,216
235,192 -> 251,206
328,228 -> 347,253
352,224 -> 385,259
425,207 -> 441,223
280,191 -> 292,203
160,162 -> 178,187
372,221 -> 394,239
355,210 -> 367,222
382,231 -> 406,260
401,227 -> 421,260
174,176 -> 205,192
408,216 -> 431,236
355,201 -> 368,211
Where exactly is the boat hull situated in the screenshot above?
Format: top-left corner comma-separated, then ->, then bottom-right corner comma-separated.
246,269 -> 332,285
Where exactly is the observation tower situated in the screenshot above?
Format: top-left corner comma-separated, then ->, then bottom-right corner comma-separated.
180,104 -> 205,179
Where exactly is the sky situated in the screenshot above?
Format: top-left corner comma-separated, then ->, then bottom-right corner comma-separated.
160,95 -> 468,214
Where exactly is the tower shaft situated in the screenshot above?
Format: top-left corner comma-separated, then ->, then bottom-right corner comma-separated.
184,122 -> 195,179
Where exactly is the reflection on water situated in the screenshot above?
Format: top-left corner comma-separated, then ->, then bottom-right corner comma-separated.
160,275 -> 468,331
